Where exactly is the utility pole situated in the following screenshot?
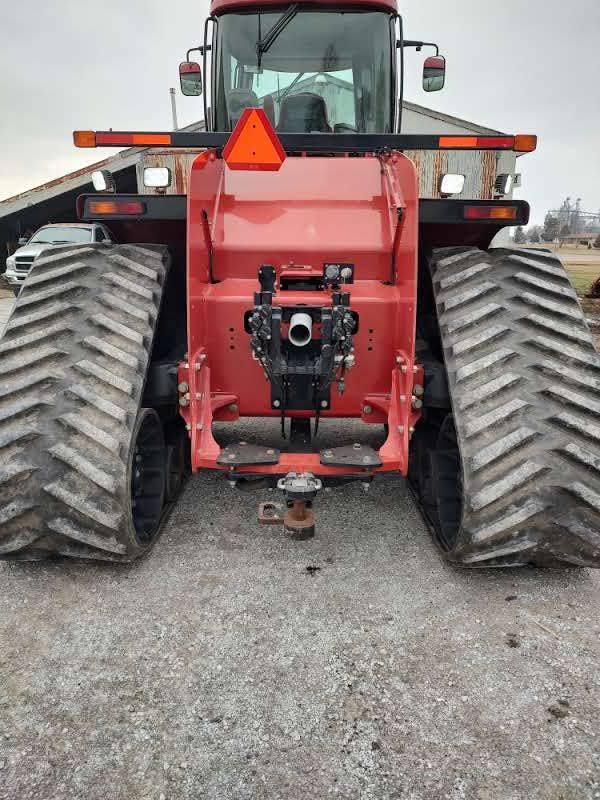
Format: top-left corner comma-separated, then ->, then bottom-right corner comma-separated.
170,88 -> 179,131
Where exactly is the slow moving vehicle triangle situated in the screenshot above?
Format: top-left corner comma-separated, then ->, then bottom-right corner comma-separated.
223,108 -> 286,171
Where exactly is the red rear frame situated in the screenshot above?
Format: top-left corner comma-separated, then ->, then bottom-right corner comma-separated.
177,148 -> 423,477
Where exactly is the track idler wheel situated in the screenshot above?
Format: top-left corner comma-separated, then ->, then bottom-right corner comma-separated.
164,423 -> 190,503
130,409 -> 167,546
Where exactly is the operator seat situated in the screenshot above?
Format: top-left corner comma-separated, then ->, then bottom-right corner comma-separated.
228,88 -> 259,128
277,92 -> 332,133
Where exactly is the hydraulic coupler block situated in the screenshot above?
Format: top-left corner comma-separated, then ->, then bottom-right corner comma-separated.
244,269 -> 358,413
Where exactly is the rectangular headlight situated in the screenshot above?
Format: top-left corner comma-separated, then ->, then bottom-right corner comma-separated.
439,174 -> 465,197
143,167 -> 172,189
92,170 -> 116,193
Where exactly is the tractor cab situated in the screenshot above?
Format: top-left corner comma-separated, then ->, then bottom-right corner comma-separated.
180,2 -> 445,134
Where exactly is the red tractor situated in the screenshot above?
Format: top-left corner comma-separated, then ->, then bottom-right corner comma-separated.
1,0 -> 599,567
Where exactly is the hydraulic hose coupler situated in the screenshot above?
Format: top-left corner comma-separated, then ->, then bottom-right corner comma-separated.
288,312 -> 313,347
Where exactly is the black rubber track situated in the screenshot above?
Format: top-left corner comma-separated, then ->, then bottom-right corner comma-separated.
420,246 -> 600,568
0,243 -> 170,561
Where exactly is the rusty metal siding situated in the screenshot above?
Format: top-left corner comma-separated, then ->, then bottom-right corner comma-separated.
404,149 -> 506,199
137,150 -> 200,195
139,148 -> 515,200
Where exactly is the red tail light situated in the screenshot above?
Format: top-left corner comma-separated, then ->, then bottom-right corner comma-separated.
74,131 -> 172,148
88,200 -> 146,216
96,133 -> 172,147
439,136 -> 514,150
439,135 -> 537,152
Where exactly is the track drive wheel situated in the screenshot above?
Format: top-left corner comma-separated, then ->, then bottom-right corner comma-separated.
0,243 -> 175,562
412,246 -> 600,568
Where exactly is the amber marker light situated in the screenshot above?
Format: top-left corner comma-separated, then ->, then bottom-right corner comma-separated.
73,131 -> 97,148
514,135 -> 538,153
464,206 -> 519,221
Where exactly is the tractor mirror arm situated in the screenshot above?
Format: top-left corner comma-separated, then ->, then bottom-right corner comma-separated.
399,40 -> 440,55
186,44 -> 212,61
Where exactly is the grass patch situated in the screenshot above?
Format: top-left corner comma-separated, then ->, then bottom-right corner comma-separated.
515,245 -> 600,297
566,263 -> 599,296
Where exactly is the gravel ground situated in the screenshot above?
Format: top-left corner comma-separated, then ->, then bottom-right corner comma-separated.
0,294 -> 599,799
1,422 -> 600,800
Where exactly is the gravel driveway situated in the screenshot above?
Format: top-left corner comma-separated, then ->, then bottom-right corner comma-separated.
0,292 -> 599,800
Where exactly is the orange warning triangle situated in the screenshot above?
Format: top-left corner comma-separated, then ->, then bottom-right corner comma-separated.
223,108 -> 286,171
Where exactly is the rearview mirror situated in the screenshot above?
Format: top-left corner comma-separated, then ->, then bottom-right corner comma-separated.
18,237 -> 28,246
423,55 -> 446,92
179,62 -> 203,96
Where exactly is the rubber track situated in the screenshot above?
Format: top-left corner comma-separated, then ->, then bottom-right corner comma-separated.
0,243 -> 169,561
429,246 -> 600,567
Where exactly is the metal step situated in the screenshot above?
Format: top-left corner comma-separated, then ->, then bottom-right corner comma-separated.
217,442 -> 281,467
320,444 -> 382,468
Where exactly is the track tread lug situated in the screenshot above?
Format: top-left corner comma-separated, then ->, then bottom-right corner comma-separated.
5,301 -> 73,333
58,413 -> 122,454
452,324 -> 510,356
0,322 -> 72,355
520,291 -> 582,320
91,313 -> 146,345
464,398 -> 529,439
471,427 -> 539,471
33,246 -> 95,267
455,347 -> 516,382
438,261 -> 491,289
514,271 -> 577,299
48,443 -> 119,494
0,345 -> 65,375
105,272 -> 156,301
441,281 -> 497,312
470,460 -> 548,512
47,517 -> 127,556
74,360 -> 135,396
17,281 -> 81,308
109,253 -> 160,281
83,336 -> 140,369
25,261 -> 89,288
0,499 -> 36,526
458,373 -> 522,410
444,302 -> 503,334
66,384 -> 129,423
525,313 -> 592,345
98,293 -> 151,323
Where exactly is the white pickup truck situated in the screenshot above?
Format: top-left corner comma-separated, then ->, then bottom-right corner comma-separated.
5,223 -> 114,296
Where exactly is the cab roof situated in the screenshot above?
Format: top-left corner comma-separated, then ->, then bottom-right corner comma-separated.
210,0 -> 397,15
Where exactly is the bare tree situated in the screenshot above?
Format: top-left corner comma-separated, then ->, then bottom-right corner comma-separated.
513,226 -> 526,244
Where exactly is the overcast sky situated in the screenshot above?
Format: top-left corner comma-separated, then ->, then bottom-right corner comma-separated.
1,0 -> 598,225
